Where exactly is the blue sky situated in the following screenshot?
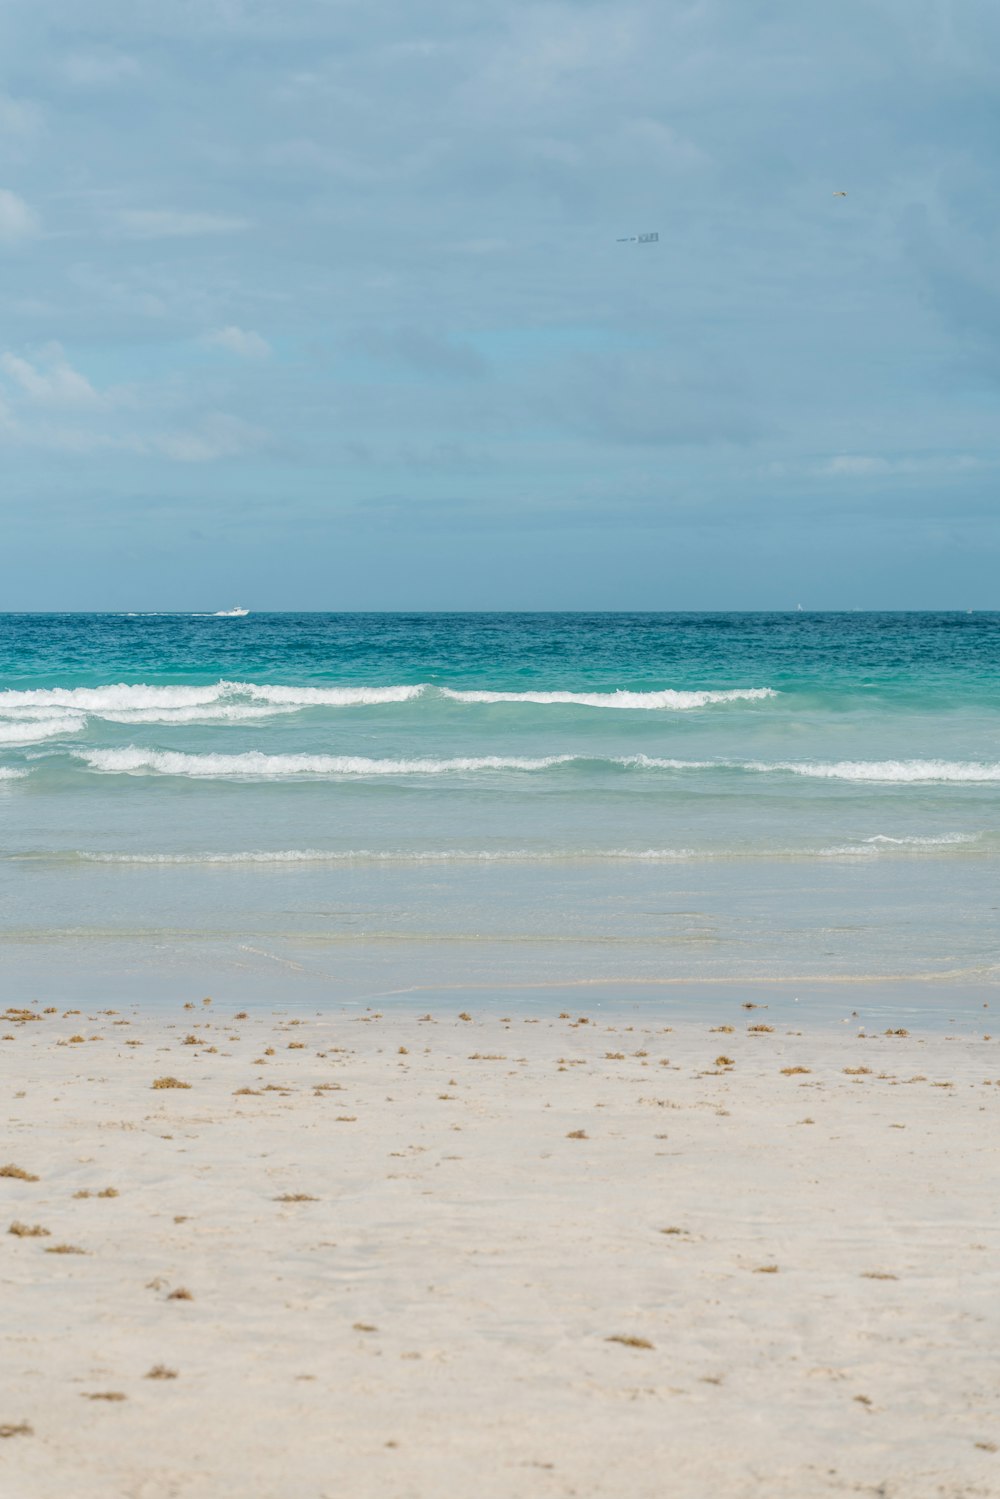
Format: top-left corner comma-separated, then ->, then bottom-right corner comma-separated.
1,0 -> 998,609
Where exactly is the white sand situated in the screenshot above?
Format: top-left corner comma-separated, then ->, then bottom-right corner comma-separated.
2,1001 -> 999,1497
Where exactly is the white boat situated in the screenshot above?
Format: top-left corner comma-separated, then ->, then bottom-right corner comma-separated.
214,606 -> 250,617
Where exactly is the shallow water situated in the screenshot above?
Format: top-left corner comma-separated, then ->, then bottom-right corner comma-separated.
2,612 -> 998,1017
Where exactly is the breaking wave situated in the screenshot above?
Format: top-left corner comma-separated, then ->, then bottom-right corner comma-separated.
72,846 -> 700,864
861,832 -> 977,846
21,834 -> 984,864
1,684 -> 227,712
99,704 -> 289,725
70,747 -> 1000,783
622,755 -> 1000,783
0,681 -> 424,716
0,714 -> 85,744
76,748 -> 575,778
753,759 -> 1000,784
242,684 -> 424,706
440,686 -> 776,709
0,679 -> 776,722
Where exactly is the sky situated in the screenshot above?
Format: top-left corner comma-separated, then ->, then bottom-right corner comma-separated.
0,0 -> 998,610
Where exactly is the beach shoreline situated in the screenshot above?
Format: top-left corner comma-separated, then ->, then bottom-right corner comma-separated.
3,1000 -> 998,1497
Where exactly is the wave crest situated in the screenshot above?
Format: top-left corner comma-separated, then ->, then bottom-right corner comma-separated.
243,684 -> 424,706
64,747 -> 1000,784
26,834 -> 983,863
73,847 -> 701,864
757,759 -> 1000,783
440,686 -> 776,710
619,756 -> 1000,783
862,833 -> 976,846
0,714 -> 85,744
0,679 -> 775,722
0,680 -> 425,719
76,748 -> 575,778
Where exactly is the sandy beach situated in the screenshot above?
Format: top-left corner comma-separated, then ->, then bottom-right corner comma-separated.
2,1000 -> 998,1498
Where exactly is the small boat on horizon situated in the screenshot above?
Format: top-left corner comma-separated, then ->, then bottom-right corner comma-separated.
214,606 -> 250,617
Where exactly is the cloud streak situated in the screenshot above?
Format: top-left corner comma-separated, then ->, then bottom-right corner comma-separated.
0,344 -> 103,408
204,326 -> 272,359
0,188 -> 39,244
113,209 -> 252,239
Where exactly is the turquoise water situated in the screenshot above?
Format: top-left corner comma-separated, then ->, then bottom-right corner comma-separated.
1,613 -> 998,1015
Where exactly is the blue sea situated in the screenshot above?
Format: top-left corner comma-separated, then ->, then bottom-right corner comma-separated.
1,613 -> 997,1022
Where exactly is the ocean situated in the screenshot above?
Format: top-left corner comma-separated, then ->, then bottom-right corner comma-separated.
1,612 -> 997,1021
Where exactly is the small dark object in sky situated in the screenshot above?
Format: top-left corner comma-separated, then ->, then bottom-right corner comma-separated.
833,191 -> 847,197
617,232 -> 658,243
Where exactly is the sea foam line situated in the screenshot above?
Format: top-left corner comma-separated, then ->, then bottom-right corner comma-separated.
623,755 -> 1000,783
0,679 -> 777,720
439,686 -> 777,709
756,759 -> 1000,784
0,681 -> 424,715
70,747 -> 1000,782
70,847 -> 701,865
862,832 -> 976,846
21,834 -> 983,864
99,704 -> 289,725
76,748 -> 575,777
0,714 -> 85,745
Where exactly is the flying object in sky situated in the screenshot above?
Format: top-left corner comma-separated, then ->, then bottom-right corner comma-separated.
833,190 -> 847,197
617,232 -> 659,243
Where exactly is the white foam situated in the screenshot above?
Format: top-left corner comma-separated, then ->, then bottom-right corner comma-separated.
76,846 -> 701,864
61,841 -> 991,866
620,756 -> 1000,784
815,835 -> 980,857
60,744 -> 1000,785
0,714 -> 85,744
82,848 -> 383,863
616,755 -> 714,770
76,748 -> 575,779
862,832 -> 977,846
98,704 -> 288,725
0,767 -> 29,780
0,683 -> 230,711
0,679 -> 777,719
440,686 -> 776,710
758,759 -> 1000,784
244,684 -> 425,706
0,706 -> 80,721
0,680 -> 425,716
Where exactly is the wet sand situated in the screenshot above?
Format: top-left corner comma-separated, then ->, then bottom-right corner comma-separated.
2,1000 -> 999,1497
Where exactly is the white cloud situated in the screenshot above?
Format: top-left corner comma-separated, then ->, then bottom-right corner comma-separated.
463,7 -> 638,118
822,455 -> 890,476
0,94 -> 42,138
0,343 -> 103,409
114,209 -> 252,239
820,453 -> 986,478
448,238 -> 510,256
0,188 -> 39,245
204,325 -> 271,359
26,428 -> 140,456
153,413 -> 266,462
0,338 -> 266,463
61,52 -> 141,87
618,117 -> 706,170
